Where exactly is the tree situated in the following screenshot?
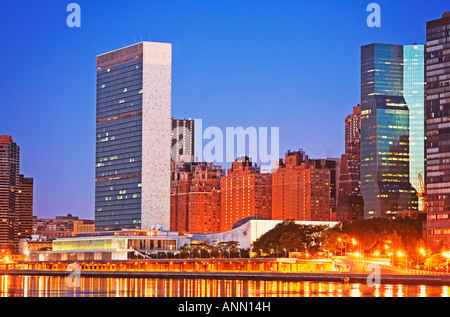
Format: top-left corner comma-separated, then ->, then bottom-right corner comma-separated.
424,254 -> 447,272
333,217 -> 423,256
252,220 -> 329,256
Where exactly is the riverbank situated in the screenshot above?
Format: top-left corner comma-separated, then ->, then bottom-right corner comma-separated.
1,269 -> 450,286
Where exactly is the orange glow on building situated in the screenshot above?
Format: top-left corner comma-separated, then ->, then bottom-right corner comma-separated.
220,156 -> 272,232
272,151 -> 331,221
171,162 -> 224,234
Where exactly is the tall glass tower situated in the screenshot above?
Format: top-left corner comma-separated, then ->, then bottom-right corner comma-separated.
95,42 -> 172,232
360,44 -> 418,219
403,45 -> 425,211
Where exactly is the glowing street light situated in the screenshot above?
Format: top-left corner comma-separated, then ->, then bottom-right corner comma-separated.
397,251 -> 408,270
338,237 -> 347,256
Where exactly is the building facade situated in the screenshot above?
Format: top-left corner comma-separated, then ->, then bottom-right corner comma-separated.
404,44 -> 426,211
0,136 -> 20,253
272,151 -> 332,222
46,230 -> 190,261
337,105 -> 364,221
220,157 -> 272,232
32,214 -> 94,240
95,41 -> 172,232
344,105 -> 362,196
360,43 -> 418,219
425,12 -> 450,250
171,162 -> 223,234
0,136 -> 33,254
17,175 -> 33,240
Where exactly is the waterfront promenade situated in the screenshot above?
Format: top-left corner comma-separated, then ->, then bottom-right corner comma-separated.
1,257 -> 450,286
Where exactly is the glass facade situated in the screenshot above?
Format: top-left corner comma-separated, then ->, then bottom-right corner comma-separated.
95,57 -> 144,231
403,45 -> 425,210
361,44 -> 404,106
361,44 -> 418,219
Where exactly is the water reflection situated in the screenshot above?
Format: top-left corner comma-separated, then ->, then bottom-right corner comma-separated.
0,275 -> 448,297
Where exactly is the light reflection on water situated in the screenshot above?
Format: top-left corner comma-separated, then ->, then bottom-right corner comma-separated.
0,275 -> 449,297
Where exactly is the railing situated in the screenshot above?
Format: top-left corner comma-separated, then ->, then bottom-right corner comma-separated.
353,260 -> 450,276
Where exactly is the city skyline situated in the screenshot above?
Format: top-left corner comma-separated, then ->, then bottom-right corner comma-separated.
1,1 -> 449,220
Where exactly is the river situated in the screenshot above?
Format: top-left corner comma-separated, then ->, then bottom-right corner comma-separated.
0,275 -> 449,297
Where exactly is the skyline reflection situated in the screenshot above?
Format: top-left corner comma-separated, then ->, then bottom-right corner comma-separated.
0,276 -> 448,297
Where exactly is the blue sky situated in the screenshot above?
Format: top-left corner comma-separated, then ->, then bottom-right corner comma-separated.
0,0 -> 448,220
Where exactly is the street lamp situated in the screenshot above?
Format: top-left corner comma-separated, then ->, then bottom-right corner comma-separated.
338,238 -> 348,256
397,251 -> 408,270
417,248 -> 426,269
352,238 -> 361,254
283,248 -> 287,258
384,244 -> 391,259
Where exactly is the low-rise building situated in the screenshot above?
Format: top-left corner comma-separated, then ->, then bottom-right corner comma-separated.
32,214 -> 94,240
31,229 -> 190,261
192,218 -> 340,250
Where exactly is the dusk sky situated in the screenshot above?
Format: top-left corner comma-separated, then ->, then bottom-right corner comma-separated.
0,0 -> 448,220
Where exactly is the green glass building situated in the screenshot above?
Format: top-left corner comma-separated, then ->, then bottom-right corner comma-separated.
403,45 -> 426,211
360,44 -> 419,218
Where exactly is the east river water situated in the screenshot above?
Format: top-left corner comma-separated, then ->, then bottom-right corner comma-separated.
0,275 -> 449,297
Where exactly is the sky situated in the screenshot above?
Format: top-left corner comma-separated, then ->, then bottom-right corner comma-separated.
0,0 -> 448,220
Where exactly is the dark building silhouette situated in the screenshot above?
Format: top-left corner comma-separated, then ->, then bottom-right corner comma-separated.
425,12 -> 450,250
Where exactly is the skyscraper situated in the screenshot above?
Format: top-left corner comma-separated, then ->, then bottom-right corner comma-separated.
0,136 -> 33,254
425,12 -> 450,250
17,175 -> 33,240
343,105 -> 361,196
360,43 -> 418,219
403,44 -> 426,211
337,105 -> 364,221
0,136 -> 20,253
95,42 -> 172,232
